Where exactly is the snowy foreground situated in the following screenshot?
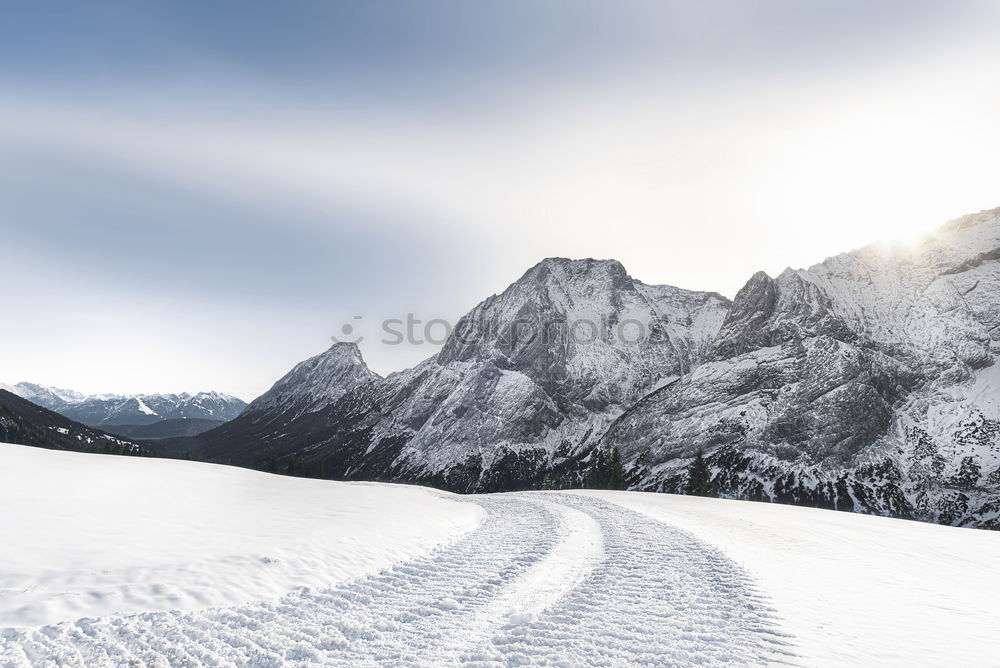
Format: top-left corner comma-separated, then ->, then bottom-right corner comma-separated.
2,446 -> 1000,666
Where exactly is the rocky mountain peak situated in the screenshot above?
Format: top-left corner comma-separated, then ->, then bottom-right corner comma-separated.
711,270 -> 778,359
526,257 -> 630,285
323,341 -> 367,360
245,342 -> 379,416
433,256 -> 729,413
439,259 -> 632,365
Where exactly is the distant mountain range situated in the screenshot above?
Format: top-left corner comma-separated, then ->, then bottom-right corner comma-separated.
163,207 -> 1000,529
0,383 -> 246,439
0,390 -> 147,456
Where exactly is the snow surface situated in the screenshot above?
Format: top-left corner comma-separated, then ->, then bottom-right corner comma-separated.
0,444 -> 482,628
3,444 -> 998,666
1,481 -> 789,666
585,490 -> 1000,667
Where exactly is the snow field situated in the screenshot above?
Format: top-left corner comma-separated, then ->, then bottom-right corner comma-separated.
2,492 -> 791,667
4,445 -> 998,666
0,444 -> 482,628
586,490 -> 1000,667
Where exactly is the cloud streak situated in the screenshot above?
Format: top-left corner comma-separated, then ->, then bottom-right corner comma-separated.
2,1 -> 999,397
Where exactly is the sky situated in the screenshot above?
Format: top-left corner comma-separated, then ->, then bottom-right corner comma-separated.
2,1 -> 999,400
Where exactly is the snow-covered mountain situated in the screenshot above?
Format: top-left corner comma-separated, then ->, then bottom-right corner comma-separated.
246,343 -> 380,417
61,391 -> 246,426
603,208 -> 1000,528
168,207 -> 1000,528
3,382 -> 87,411
2,384 -> 247,427
175,258 -> 728,488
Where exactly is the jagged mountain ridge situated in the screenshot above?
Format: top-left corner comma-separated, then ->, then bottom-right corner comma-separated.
245,343 -> 380,418
172,258 -> 730,488
64,392 -> 247,427
2,383 -> 247,427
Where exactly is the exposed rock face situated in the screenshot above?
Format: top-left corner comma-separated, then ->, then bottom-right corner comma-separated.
604,208 -> 1000,528
246,342 -> 380,417
437,259 -> 727,409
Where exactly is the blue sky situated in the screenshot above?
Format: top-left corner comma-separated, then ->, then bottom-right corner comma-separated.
3,1 -> 999,399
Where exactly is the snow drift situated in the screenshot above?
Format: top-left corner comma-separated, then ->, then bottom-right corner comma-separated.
0,443 -> 482,628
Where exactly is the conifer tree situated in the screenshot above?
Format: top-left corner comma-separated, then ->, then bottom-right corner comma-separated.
608,446 -> 625,490
684,450 -> 715,497
586,446 -> 627,490
586,448 -> 606,488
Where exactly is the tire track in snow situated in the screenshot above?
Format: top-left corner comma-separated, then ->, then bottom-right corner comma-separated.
493,500 -> 603,623
0,493 -> 796,667
439,499 -> 604,665
0,496 -> 563,667
465,494 -> 798,666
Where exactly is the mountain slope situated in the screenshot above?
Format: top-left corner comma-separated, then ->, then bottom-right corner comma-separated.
154,343 -> 382,462
102,418 -> 227,440
0,390 -> 147,456
243,342 -> 380,417
602,208 -> 1000,527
